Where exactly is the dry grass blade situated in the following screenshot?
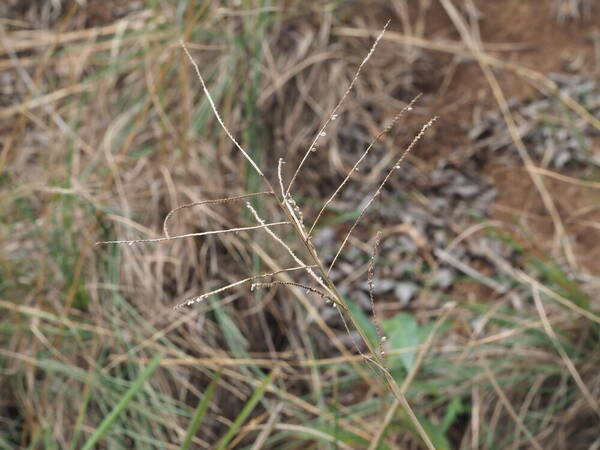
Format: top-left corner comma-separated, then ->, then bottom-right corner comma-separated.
516,270 -> 600,325
529,166 -> 600,189
285,20 -> 390,195
250,403 -> 283,450
531,288 -> 600,418
0,82 -> 88,120
96,222 -> 290,246
435,248 -> 507,294
483,364 -> 544,450
308,94 -> 422,236
334,27 -> 600,130
173,265 -> 317,309
179,39 -> 264,177
328,117 -> 438,273
438,0 -> 577,269
163,192 -> 273,238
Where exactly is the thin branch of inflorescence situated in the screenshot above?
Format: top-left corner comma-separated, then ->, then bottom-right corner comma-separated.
308,94 -> 422,236
163,192 -> 273,238
96,222 -> 290,246
328,116 -> 438,274
251,281 -> 337,306
285,20 -> 390,196
173,265 -> 318,309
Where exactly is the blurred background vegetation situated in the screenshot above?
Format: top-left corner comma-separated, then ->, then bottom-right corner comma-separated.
1,0 -> 599,448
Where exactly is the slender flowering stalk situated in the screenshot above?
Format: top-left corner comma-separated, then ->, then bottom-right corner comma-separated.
180,40 -> 264,177
368,231 -> 386,355
285,20 -> 391,196
308,94 -> 421,236
328,116 -> 438,274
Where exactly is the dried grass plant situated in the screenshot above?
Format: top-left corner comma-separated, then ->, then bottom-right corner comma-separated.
97,22 -> 439,449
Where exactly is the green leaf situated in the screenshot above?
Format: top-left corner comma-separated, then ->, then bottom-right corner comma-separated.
345,297 -> 379,350
214,370 -> 277,450
382,313 -> 421,372
213,300 -> 250,361
382,312 -> 445,375
441,397 -> 466,433
180,370 -> 222,450
416,415 -> 451,450
81,353 -> 163,450
393,411 -> 451,450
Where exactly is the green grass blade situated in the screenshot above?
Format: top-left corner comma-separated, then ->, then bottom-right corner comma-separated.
69,368 -> 97,450
215,369 -> 277,450
81,353 -> 163,450
180,369 -> 222,450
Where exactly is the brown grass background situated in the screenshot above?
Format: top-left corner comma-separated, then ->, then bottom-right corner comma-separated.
1,1 -> 599,449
